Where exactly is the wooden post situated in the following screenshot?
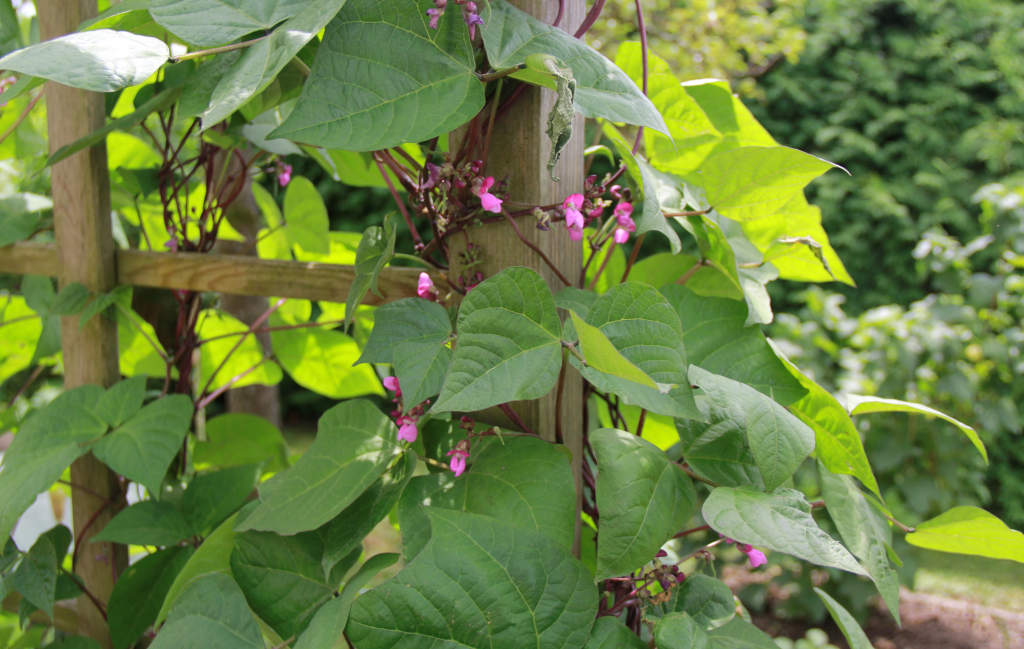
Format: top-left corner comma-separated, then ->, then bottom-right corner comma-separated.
37,2 -> 127,645
451,1 -> 586,551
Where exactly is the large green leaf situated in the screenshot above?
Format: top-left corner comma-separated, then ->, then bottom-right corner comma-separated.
706,618 -> 778,649
272,327 -> 382,399
231,530 -> 333,640
646,574 -> 735,630
201,0 -> 349,126
108,547 -> 193,649
283,176 -> 330,255
393,339 -> 452,410
661,285 -> 804,405
150,574 -> 263,649
92,394 -> 192,496
688,367 -> 814,491
0,387 -> 106,542
7,534 -> 56,616
181,464 -> 261,534
94,376 -> 147,428
398,436 -> 576,560
776,351 -> 879,498
906,506 -> 1024,563
193,413 -> 288,473
575,283 -> 699,420
272,0 -> 483,150
819,467 -> 899,621
702,487 -> 865,575
569,311 -> 656,388
347,508 -> 598,649
359,298 -> 452,365
585,617 -> 648,649
237,400 -> 400,534
294,553 -> 400,649
433,267 -> 563,413
0,30 -> 167,92
92,501 -> 194,546
480,1 -> 666,135
654,613 -> 710,649
149,0 -> 306,47
156,513 -> 238,625
345,216 -> 397,328
814,589 -> 874,649
676,403 -> 763,490
845,394 -> 987,464
592,428 -> 697,580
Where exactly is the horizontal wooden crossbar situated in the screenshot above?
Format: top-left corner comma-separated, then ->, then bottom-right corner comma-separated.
0,242 -> 423,304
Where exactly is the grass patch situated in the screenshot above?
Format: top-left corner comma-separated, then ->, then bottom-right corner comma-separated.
912,549 -> 1024,612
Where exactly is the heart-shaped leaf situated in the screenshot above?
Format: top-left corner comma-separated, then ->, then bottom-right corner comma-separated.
149,0 -> 306,47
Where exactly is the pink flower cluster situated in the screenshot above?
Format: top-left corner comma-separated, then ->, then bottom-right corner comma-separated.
472,176 -> 503,213
383,377 -> 427,443
561,191 -> 635,245
426,0 -> 483,38
417,272 -> 437,300
447,417 -> 475,477
277,163 -> 292,187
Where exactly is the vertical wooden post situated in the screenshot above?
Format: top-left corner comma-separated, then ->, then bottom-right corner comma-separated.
452,1 -> 586,551
37,2 -> 127,645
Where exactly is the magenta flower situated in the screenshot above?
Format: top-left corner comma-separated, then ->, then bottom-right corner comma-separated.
563,193 -> 585,241
277,163 -> 292,187
426,0 -> 446,29
397,417 -> 418,443
383,376 -> 400,393
447,447 -> 469,477
463,1 -> 483,39
473,176 -> 503,213
737,543 -> 767,568
417,272 -> 436,299
613,228 -> 629,244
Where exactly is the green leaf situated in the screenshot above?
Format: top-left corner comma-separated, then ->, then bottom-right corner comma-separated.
197,309 -> 282,391
156,513 -> 238,626
575,283 -> 699,420
149,0 -> 305,47
358,298 -> 452,365
688,367 -> 814,491
283,176 -> 330,255
94,376 -> 147,428
321,452 -> 414,573
814,588 -> 874,649
272,327 -> 382,399
554,287 -> 598,321
587,618 -> 648,649
433,267 -> 563,413
845,394 -> 987,464
347,508 -> 598,649
480,1 -> 666,135
654,613 -> 709,649
706,618 -> 779,649
41,638 -> 101,649
696,146 -> 842,224
92,394 -> 192,496
819,467 -> 899,621
675,404 -> 762,490
237,400 -> 400,534
294,553 -> 400,649
602,122 -> 681,253
182,465 -> 260,534
193,413 -> 287,473
201,0 -> 349,126
109,546 -> 194,649
570,311 -> 656,387
150,573 -> 263,649
674,575 -> 735,629
0,193 -> 50,247
774,351 -> 879,498
399,436 -> 577,560
661,285 -> 805,405
702,487 -> 865,575
231,530 -> 333,640
272,0 -> 483,150
92,501 -> 193,546
8,535 -> 56,616
906,506 -> 1024,563
345,215 -> 397,328
393,339 -> 452,410
0,387 -> 106,542
0,30 -> 167,92
592,428 -> 697,580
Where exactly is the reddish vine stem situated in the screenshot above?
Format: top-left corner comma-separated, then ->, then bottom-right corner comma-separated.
501,208 -> 572,286
679,463 -> 717,486
677,259 -> 708,285
620,232 -> 646,282
0,89 -> 42,146
575,0 -> 607,38
587,240 -> 615,290
634,408 -> 647,438
57,479 -> 111,503
553,0 -> 565,27
673,524 -> 711,539
198,297 -> 285,400
5,364 -> 45,408
498,402 -> 538,437
374,153 -> 422,245
64,570 -> 109,620
194,356 -> 272,411
631,0 -> 649,155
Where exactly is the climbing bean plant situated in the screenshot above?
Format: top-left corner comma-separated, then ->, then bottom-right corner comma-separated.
0,1 -> 1022,648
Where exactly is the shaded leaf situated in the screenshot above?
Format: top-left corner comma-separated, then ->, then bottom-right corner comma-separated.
8,534 -> 56,616
149,0 -> 306,47
92,501 -> 193,546
150,573 -> 263,649
345,215 -> 397,328
706,618 -> 779,649
393,339 -> 451,410
182,464 -> 260,534
814,588 -> 875,649
156,513 -> 238,625
94,376 -> 147,428
586,617 -> 648,649
654,613 -> 710,649
358,298 -> 452,365
109,546 -> 193,649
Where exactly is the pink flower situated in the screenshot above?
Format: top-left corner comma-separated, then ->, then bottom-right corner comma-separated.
613,228 -> 630,244
563,193 -> 585,241
426,0 -> 446,29
277,163 -> 292,187
417,272 -> 436,299
397,417 -> 418,443
383,376 -> 400,393
738,543 -> 767,568
447,447 -> 469,477
473,176 -> 503,213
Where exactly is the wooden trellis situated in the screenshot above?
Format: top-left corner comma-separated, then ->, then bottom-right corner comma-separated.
0,1 -> 586,646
